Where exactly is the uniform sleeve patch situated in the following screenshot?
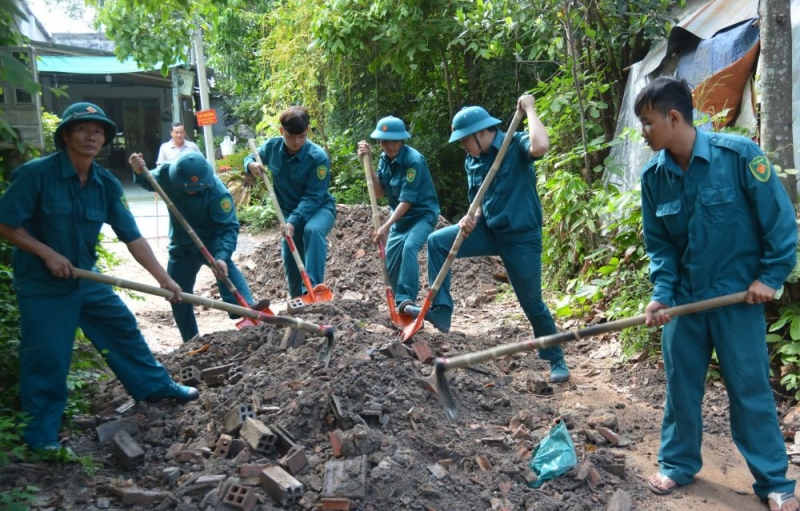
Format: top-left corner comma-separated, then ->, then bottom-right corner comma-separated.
120,195 -> 130,210
220,197 -> 233,213
406,168 -> 416,183
317,165 -> 328,180
749,155 -> 771,183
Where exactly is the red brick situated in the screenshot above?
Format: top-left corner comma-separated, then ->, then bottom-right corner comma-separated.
329,429 -> 343,457
410,340 -> 434,363
321,497 -> 351,510
279,445 -> 308,475
240,463 -> 268,478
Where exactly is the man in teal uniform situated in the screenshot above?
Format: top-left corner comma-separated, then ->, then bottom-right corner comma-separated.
637,77 -> 797,511
410,95 -> 570,383
130,151 -> 263,342
245,106 -> 336,299
0,102 -> 199,452
357,116 -> 440,312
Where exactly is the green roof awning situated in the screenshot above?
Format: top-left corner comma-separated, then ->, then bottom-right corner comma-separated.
37,55 -> 165,74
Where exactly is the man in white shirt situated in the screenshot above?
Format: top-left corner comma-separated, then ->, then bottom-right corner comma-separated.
156,122 -> 201,165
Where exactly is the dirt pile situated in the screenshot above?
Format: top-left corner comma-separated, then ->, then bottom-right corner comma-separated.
3,204 -> 799,511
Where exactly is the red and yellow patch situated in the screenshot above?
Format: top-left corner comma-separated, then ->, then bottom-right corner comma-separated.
317,165 -> 328,180
748,155 -> 771,183
406,168 -> 416,183
220,197 -> 233,213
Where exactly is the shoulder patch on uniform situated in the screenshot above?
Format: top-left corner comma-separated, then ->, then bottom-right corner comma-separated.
406,168 -> 416,183
316,165 -> 328,180
120,195 -> 130,210
748,155 -> 771,183
220,197 -> 233,213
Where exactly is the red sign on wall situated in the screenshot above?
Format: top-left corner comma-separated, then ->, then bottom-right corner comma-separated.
196,109 -> 218,126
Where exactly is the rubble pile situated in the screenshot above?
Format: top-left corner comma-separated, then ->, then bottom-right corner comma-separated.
6,204 -> 784,510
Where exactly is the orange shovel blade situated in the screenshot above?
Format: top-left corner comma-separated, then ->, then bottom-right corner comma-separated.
401,292 -> 433,342
234,299 -> 276,329
393,312 -> 415,329
300,283 -> 335,304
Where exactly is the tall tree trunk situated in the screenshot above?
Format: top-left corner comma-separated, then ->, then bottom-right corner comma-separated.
441,48 -> 455,120
562,0 -> 592,185
759,0 -> 796,204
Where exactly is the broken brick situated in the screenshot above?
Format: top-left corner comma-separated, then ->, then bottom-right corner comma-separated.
111,430 -> 144,470
179,366 -> 202,386
222,483 -> 257,511
215,433 -> 233,459
240,463 -> 269,478
225,404 -> 256,435
321,497 -> 352,510
322,456 -> 367,500
240,417 -> 276,454
96,417 -> 139,445
329,429 -> 343,457
475,455 -> 492,471
279,445 -> 308,475
410,340 -> 434,363
260,465 -> 304,507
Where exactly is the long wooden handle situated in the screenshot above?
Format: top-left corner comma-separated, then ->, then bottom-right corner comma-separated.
360,150 -> 383,232
247,139 -> 308,275
428,108 -> 526,295
437,291 -> 748,370
73,268 -> 328,336
134,161 -> 246,305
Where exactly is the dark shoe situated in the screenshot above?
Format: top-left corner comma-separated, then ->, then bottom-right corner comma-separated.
396,299 -> 414,314
404,305 -> 452,333
549,359 -> 570,382
144,381 -> 200,403
250,298 -> 271,311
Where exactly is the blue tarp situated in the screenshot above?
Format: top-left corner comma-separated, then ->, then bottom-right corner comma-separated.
677,19 -> 760,87
37,55 -> 163,74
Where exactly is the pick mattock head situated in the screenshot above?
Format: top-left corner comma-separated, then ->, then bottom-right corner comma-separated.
433,358 -> 458,420
317,327 -> 336,368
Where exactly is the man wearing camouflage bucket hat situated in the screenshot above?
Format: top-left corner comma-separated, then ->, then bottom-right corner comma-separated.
410,95 -> 571,383
357,116 -> 440,314
0,102 -> 200,453
129,151 -> 264,342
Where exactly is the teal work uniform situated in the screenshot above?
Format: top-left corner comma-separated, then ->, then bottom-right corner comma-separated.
426,131 -> 563,362
641,128 -> 797,498
377,144 -> 439,304
134,166 -> 253,341
245,138 -> 336,298
0,152 -> 179,448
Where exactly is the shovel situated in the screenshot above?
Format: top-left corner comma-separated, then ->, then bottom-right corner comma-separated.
73,268 -> 336,368
430,291 -> 748,420
130,156 -> 275,329
246,139 -> 335,312
401,108 -> 525,343
360,150 -> 414,329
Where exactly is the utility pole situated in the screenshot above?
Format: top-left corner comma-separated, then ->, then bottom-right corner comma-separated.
193,24 -> 216,172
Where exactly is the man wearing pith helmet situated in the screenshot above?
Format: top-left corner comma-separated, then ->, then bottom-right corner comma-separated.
0,102 -> 200,453
413,95 -> 571,383
357,116 -> 440,314
129,151 -> 266,342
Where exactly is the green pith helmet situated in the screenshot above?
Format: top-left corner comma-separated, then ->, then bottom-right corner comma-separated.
370,116 -> 411,141
169,152 -> 214,192
448,106 -> 501,143
54,102 -> 117,150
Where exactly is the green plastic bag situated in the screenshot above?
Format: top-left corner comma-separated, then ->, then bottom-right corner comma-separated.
527,421 -> 577,488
